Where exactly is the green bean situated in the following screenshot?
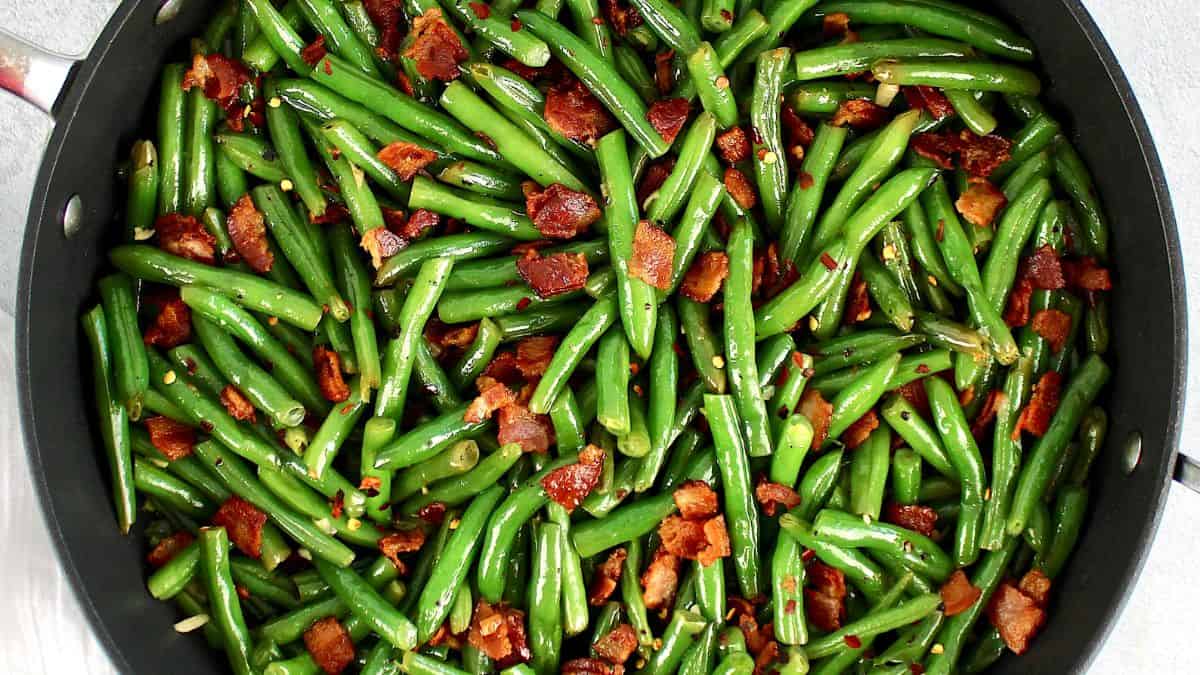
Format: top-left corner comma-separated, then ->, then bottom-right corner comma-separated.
135,458 -> 212,519
275,79 -> 433,150
261,85 -> 325,217
941,88 -> 995,136
376,258 -> 454,418
715,222 -> 770,460
183,88 -> 217,216
700,0 -> 734,32
713,652 -> 755,675
296,0 -> 380,77
749,48 -> 791,231
813,508 -> 953,582
300,381 -> 365,478
704,394 -> 762,597
98,275 -> 149,420
157,64 -> 186,215
81,307 -> 137,533
229,557 -> 300,609
687,43 -> 738,129
982,178 -> 1054,311
873,58 -> 1040,95
561,0 -> 612,60
200,528 -> 254,675
317,119 -> 411,203
925,377 -> 985,566
454,0 -> 551,67
434,160 -> 523,201
859,253 -> 915,330
793,38 -> 970,82
376,233 -> 512,287
214,130 -> 287,183
391,440 -> 479,503
902,200 -> 962,296
407,176 -> 541,240
1007,355 -> 1110,535
521,521 -> 565,672
769,528 -> 808,646
193,316 -> 306,427
147,539 -> 200,600
808,590 -> 940,661
880,394 -> 956,479
618,389 -> 652,458
315,558 -> 417,649
648,114 -> 718,227
1039,484 -> 1088,578
827,352 -> 901,441
592,326 -> 632,436
781,123 -> 848,265
214,151 -> 248,213
679,297 -> 730,395
619,538 -> 655,650
1052,135 -> 1108,260
466,63 -> 594,164
756,334 -> 795,391
786,82 -> 877,115
125,140 -> 159,240
850,426 -> 891,520
975,354 -> 1033,549
546,389 -> 586,457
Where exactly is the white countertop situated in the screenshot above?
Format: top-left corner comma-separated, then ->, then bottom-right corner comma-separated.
0,0 -> 1197,671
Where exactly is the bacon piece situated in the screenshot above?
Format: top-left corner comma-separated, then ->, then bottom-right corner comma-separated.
987,582 -> 1047,654
146,416 -> 196,461
840,409 -> 879,449
970,390 -> 1007,440
647,98 -> 691,144
426,320 -> 479,353
1004,277 -> 1034,327
912,130 -> 1012,178
364,0 -> 405,57
545,78 -> 616,146
144,297 -> 193,349
883,502 -> 939,537
715,126 -> 751,164
844,272 -> 872,324
304,616 -> 355,675
377,141 -> 438,181
602,0 -> 644,36
313,345 -> 351,403
1021,245 -> 1066,290
637,156 -> 675,208
755,479 -> 802,517
310,203 -> 350,226
212,497 -> 268,558
156,213 -> 216,265
680,251 -> 730,302
782,106 -> 815,149
588,547 -> 627,606
798,389 -> 833,447
497,402 -> 555,453
514,336 -> 558,378
956,179 -> 1008,228
182,53 -> 250,114
524,182 -> 602,238
147,531 -> 195,567
893,378 -> 931,417
724,167 -> 758,209
361,228 -> 407,269
1013,371 -> 1062,439
640,547 -> 681,609
403,9 -> 468,81
401,209 -> 441,241
659,515 -> 708,559
469,601 -> 530,666
1062,256 -> 1113,292
940,570 -> 982,617
698,515 -> 732,566
541,444 -> 605,512
903,86 -> 954,120
225,194 -> 274,272
417,501 -> 446,524
754,641 -> 782,675
562,659 -> 620,675
515,249 -> 590,298
673,480 -> 719,519
220,385 -> 257,422
1018,568 -> 1052,607
1032,308 -> 1072,353
378,528 -> 425,572
805,561 -> 846,632
301,36 -> 328,68
465,380 -> 516,424
832,99 -> 890,130
629,221 -> 676,290
654,49 -> 675,95
593,624 -> 638,665
822,12 -> 852,38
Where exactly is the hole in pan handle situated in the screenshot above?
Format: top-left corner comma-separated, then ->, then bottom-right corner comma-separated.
0,28 -> 78,115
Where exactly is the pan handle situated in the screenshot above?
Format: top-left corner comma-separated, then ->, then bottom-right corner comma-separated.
1175,454 -> 1200,494
0,29 -> 77,114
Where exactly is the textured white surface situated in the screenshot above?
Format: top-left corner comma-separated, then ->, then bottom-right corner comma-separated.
0,0 -> 1198,672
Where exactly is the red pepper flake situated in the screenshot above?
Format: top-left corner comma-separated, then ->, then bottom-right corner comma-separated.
541,444 -> 605,512
146,531 -> 195,567
754,478 -> 802,517
510,18 -> 522,31
515,249 -> 590,298
799,171 -> 815,190
324,60 -> 333,76
844,635 -> 863,649
715,126 -> 751,164
300,35 -> 328,68
544,78 -> 616,146
1013,371 -> 1063,439
724,167 -> 758,209
403,9 -> 469,81
211,497 -> 268,558
680,251 -> 730,302
646,98 -> 691,144
219,385 -> 257,423
155,213 -> 217,265
956,179 -> 1008,228
882,502 -> 939,537
303,616 -> 355,675
1032,308 -> 1072,353
831,99 -> 890,130
143,296 -> 193,349
226,194 -> 274,273
468,1 -> 490,18
629,220 -> 676,290
940,569 -> 983,617
377,141 -> 438,181
313,345 -> 351,403
820,252 -> 838,270
417,501 -> 447,524
145,416 -> 196,461
523,182 -> 602,239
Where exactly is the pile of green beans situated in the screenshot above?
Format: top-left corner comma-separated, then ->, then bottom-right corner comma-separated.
82,0 -> 1114,673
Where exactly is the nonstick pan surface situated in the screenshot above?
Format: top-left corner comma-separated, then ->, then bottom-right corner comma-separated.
7,1 -> 1188,672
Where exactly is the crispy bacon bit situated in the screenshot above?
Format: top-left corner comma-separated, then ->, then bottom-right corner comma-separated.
883,502 -> 939,537
497,402 -> 555,453
212,497 -> 268,558
940,570 -> 982,617
156,213 -> 216,265
1013,371 -> 1062,439
799,389 -> 834,447
903,86 -> 955,120
404,9 -> 468,81
515,249 -> 590,298
220,385 -> 257,422
364,0 -> 405,57
593,624 -> 638,665
724,167 -> 758,209
823,12 -> 852,38
912,130 -> 1012,178
716,126 -> 752,164
637,156 -> 676,208
361,228 -> 407,269
680,251 -> 730,302
1019,568 -> 1052,607
417,501 -> 447,524
524,183 -> 602,238
820,252 -> 838,270
144,297 -> 193,349
841,409 -> 879,449
754,640 -> 782,675
401,209 -> 441,240
303,616 -> 355,675
654,49 -> 675,95
182,53 -> 250,113
799,172 -> 815,190
755,479 -> 802,517
1032,309 -> 1072,353
226,195 -> 274,272
970,390 -> 1007,440
313,346 -> 351,403
147,531 -> 195,567
513,336 -> 557,379
641,548 -> 681,609
469,601 -> 531,667
805,561 -> 847,632
602,0 -> 644,36
987,582 -> 1047,654
1022,245 -> 1066,290
301,36 -> 328,68
783,106 -> 816,149
545,78 -> 616,146
469,1 -> 490,18
956,179 -> 1008,228
329,490 -> 345,520
647,98 -> 691,144
673,480 -> 719,519
146,416 -> 196,461
359,476 -> 382,496
659,515 -> 707,559
379,528 -> 425,571
426,321 -> 479,353
310,203 -> 350,225
1062,256 -> 1113,292
541,444 -> 605,512
629,221 -> 676,290
377,142 -> 438,181
1004,277 -> 1034,327
698,516 -> 731,566
465,380 -> 516,424
844,272 -> 872,325
562,659 -> 619,675
588,548 -> 627,605
832,99 -> 890,130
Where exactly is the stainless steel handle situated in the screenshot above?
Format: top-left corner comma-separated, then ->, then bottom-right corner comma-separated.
1175,454 -> 1200,494
0,29 -> 77,114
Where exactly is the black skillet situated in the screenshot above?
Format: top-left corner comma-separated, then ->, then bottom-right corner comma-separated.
1,0 -> 1193,672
